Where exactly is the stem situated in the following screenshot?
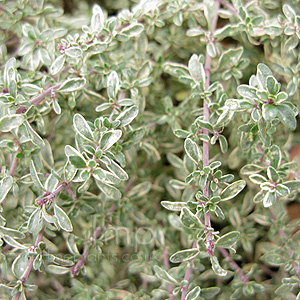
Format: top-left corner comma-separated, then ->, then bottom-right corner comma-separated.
221,0 -> 238,15
218,247 -> 248,283
163,249 -> 174,300
30,83 -> 61,106
182,1 -> 220,298
181,240 -> 197,300
14,227 -> 45,300
269,209 -> 300,279
9,149 -> 20,176
71,226 -> 102,276
16,83 -> 62,114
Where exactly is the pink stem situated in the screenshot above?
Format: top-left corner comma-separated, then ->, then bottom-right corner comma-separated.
181,1 -> 220,298
14,227 -> 45,300
218,247 -> 248,283
9,149 -> 20,176
163,249 -> 175,300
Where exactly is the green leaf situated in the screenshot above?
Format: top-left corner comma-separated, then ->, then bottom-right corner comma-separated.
276,184 -> 290,196
180,207 -> 204,229
69,155 -> 87,169
92,167 -> 106,181
188,54 -> 205,82
207,42 -> 216,58
196,119 -> 214,131
65,145 -> 87,169
54,204 -> 73,232
216,231 -> 240,248
73,113 -> 94,142
3,236 -> 27,249
12,252 -> 28,279
276,103 -> 297,130
22,83 -> 42,95
219,135 -> 228,153
161,201 -> 187,211
264,253 -> 285,266
50,55 -> 65,75
47,265 -> 70,275
218,47 -> 243,70
283,4 -> 296,22
120,24 -> 144,37
0,176 -> 13,203
170,248 -> 200,263
39,47 -> 51,65
263,191 -> 276,207
95,180 -> 122,199
115,105 -> 139,127
266,76 -> 280,95
249,174 -> 268,184
173,129 -> 190,138
107,160 -> 128,181
184,138 -> 202,164
257,63 -> 273,89
42,205 -> 57,224
65,46 -> 83,57
186,286 -> 201,300
52,99 -> 61,114
95,103 -> 111,112
220,180 -> 246,201
9,79 -> 17,97
100,129 -> 122,151
107,71 -> 119,99
33,254 -> 42,270
0,226 -> 26,239
24,121 -> 45,147
269,145 -> 281,169
284,180 -> 300,192
262,104 -> 278,121
267,166 -> 279,182
64,161 -> 77,182
0,114 -> 24,132
28,208 -> 44,235
210,255 -> 227,276
153,265 -> 178,285
91,4 -> 105,32
59,77 -> 86,93
237,85 -> 257,98
200,287 -> 220,298
30,160 -> 45,191
240,164 -> 264,175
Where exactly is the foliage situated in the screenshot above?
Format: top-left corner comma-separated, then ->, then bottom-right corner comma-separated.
0,0 -> 300,299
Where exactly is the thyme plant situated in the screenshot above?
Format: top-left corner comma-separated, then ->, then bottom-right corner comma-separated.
0,0 -> 300,299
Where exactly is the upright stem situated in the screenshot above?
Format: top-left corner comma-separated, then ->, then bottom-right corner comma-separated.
9,149 -> 20,176
16,83 -> 62,114
218,247 -> 248,283
71,226 -> 102,276
203,0 -> 220,245
163,249 -> 175,300
181,1 -> 220,299
14,227 -> 45,300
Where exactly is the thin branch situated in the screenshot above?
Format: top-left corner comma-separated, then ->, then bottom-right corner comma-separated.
36,181 -> 68,206
218,247 -> 248,283
14,226 -> 45,300
70,226 -> 102,276
221,0 -> 238,16
163,249 -> 175,300
16,83 -> 62,114
181,1 -> 220,298
9,149 -> 20,176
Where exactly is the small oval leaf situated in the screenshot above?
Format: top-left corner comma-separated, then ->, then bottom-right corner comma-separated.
220,180 -> 246,201
54,204 -> 73,232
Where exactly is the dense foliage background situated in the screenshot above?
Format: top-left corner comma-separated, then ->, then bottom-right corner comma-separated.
0,0 -> 300,299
